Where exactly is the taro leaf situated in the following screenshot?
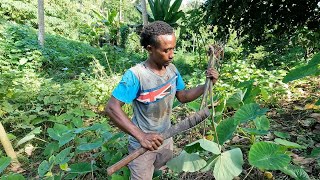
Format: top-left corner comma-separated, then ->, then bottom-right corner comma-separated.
77,138 -> 104,151
226,90 -> 245,109
234,103 -> 268,124
274,138 -> 306,149
88,96 -> 97,105
201,155 -> 219,172
274,131 -> 290,139
242,128 -> 268,135
57,133 -> 76,147
216,118 -> 237,145
38,160 -> 50,177
69,162 -> 97,174
16,127 -> 41,147
187,101 -> 200,111
55,147 -> 74,165
280,165 -> 310,180
310,147 -> 320,158
0,173 -> 25,179
253,115 -> 270,130
0,157 -> 11,174
185,139 -> 220,154
84,110 -> 96,118
43,142 -> 59,157
72,108 -> 84,116
47,124 -> 75,147
166,151 -> 206,173
249,142 -> 291,170
283,53 -> 320,83
214,148 -> 243,180
71,117 -> 83,128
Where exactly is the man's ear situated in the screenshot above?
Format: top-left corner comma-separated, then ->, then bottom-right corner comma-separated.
146,45 -> 153,53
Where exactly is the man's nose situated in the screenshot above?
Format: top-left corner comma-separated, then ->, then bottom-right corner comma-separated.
169,50 -> 174,59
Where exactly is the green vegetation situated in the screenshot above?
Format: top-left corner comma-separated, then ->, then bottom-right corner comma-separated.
0,0 -> 319,179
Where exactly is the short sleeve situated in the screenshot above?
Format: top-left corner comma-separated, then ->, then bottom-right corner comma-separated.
176,70 -> 185,91
112,70 -> 140,103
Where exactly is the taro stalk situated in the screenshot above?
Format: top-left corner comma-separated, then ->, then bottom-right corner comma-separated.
0,122 -> 21,171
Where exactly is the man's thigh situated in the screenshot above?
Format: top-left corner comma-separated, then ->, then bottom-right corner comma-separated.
128,147 -> 156,180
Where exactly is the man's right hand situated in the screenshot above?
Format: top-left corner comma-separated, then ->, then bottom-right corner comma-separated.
137,132 -> 163,151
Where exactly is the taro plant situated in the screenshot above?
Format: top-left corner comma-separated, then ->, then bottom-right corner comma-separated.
167,91 -> 311,179
38,121 -> 129,179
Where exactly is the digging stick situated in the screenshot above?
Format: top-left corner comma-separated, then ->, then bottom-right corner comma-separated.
107,107 -> 210,176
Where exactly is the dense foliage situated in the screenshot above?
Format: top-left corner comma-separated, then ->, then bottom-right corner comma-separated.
0,0 -> 319,179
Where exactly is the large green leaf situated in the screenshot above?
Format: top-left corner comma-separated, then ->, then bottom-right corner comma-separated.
38,160 -> 50,177
274,138 -> 306,149
234,103 -> 268,124
166,151 -> 206,173
47,124 -> 75,147
214,148 -> 243,180
242,128 -> 268,135
0,173 -> 25,180
249,142 -> 291,170
0,157 -> 11,174
77,138 -> 104,151
69,162 -> 97,174
283,53 -> 320,83
316,99 -> 320,106
16,127 -> 41,146
226,90 -> 245,109
162,0 -> 171,13
168,0 -> 182,13
216,118 -> 237,145
185,139 -> 220,154
253,115 -> 270,130
166,11 -> 184,24
280,165 -> 310,180
55,147 -> 74,165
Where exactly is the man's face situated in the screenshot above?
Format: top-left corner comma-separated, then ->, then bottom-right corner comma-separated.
148,34 -> 176,66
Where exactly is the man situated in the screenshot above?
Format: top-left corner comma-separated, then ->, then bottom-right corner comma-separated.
105,21 -> 219,179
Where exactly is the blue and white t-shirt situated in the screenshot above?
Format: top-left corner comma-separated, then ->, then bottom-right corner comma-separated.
112,62 -> 185,149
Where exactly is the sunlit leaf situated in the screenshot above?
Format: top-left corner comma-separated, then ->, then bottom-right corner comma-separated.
167,151 -> 206,173
214,148 -> 243,180
242,128 -> 268,135
274,131 -> 290,139
234,103 -> 268,124
274,138 -> 306,149
280,165 -> 310,180
185,138 -> 220,154
77,138 -> 104,151
249,142 -> 291,170
253,115 -> 270,130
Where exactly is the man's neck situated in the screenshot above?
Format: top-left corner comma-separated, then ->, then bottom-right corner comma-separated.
145,59 -> 167,76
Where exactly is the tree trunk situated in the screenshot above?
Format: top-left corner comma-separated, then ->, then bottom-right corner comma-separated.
38,0 -> 45,47
141,0 -> 148,26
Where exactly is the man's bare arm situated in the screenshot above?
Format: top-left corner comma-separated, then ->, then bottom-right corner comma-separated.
104,96 -> 163,150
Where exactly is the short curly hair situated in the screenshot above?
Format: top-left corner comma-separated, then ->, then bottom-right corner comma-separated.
140,21 -> 174,49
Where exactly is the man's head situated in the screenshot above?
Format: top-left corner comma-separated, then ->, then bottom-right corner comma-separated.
140,21 -> 176,66
140,21 -> 174,49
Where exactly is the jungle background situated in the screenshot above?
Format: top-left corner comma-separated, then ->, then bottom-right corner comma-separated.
0,0 -> 319,179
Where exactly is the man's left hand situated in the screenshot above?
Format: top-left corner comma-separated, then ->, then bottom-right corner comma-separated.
206,68 -> 219,84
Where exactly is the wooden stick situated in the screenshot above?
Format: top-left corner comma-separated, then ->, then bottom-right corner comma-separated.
107,107 -> 210,176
